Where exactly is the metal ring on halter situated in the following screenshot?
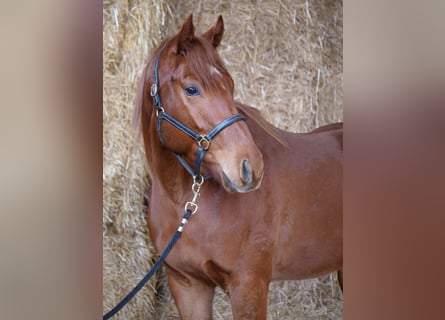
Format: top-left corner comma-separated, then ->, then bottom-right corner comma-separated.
198,135 -> 211,150
156,107 -> 165,117
193,175 -> 204,188
150,83 -> 158,97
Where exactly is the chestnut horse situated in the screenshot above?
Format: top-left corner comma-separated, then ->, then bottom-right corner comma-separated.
135,15 -> 342,319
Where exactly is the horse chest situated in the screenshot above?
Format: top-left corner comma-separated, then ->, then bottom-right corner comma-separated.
151,194 -> 276,282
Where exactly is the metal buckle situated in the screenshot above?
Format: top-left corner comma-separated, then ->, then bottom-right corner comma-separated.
198,135 -> 210,150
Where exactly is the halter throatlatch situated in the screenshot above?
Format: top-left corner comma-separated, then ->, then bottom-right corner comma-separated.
150,47 -> 245,180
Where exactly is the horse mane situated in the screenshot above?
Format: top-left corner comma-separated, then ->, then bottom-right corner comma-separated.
235,102 -> 288,148
132,59 -> 150,135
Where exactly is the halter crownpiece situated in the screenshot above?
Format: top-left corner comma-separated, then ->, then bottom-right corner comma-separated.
150,47 -> 246,180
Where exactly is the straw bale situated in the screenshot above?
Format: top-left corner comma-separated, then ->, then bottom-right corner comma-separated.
103,0 -> 343,319
103,0 -> 173,319
167,0 -> 343,132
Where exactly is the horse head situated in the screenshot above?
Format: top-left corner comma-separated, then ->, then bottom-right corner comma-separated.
140,15 -> 264,193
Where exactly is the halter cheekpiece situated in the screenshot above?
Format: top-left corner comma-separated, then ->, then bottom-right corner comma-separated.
150,47 -> 246,180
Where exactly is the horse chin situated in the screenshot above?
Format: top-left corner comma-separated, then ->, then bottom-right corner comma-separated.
221,171 -> 263,193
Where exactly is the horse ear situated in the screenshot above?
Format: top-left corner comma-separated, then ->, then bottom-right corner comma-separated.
202,15 -> 224,48
177,14 -> 195,55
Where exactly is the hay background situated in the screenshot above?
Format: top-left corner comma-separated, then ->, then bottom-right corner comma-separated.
103,0 -> 343,319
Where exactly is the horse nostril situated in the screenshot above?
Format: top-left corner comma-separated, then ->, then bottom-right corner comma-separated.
241,159 -> 253,184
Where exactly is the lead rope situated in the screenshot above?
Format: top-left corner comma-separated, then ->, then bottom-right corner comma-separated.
103,177 -> 204,320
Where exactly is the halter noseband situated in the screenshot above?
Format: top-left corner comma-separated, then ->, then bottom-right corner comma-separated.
150,47 -> 245,180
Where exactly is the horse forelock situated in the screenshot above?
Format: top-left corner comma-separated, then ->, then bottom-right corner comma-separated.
179,37 -> 233,94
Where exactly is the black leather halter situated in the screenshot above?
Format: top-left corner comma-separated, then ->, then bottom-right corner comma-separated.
150,47 -> 245,180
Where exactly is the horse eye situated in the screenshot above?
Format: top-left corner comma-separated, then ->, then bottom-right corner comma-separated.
184,86 -> 200,96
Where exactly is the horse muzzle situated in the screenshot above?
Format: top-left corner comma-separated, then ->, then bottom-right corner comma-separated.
221,158 -> 264,193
